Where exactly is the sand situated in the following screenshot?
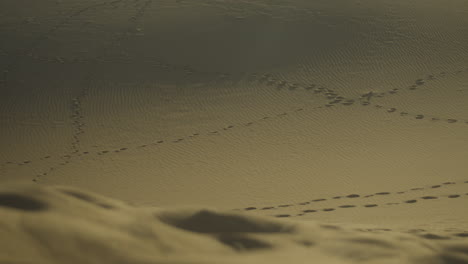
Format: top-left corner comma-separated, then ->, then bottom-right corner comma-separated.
1,184 -> 468,264
1,0 -> 468,263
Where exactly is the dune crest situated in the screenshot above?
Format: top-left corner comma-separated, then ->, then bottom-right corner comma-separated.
0,184 -> 467,264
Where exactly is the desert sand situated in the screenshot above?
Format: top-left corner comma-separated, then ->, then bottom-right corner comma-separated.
1,184 -> 468,264
1,0 -> 468,263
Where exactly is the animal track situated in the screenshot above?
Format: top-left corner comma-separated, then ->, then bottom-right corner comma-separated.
237,179 -> 468,216
1,5 -> 467,246
3,66 -> 467,183
1,1 -> 467,185
339,205 -> 356,208
27,0 -> 154,182
421,196 -> 438,200
361,70 -> 468,124
286,192 -> 467,217
274,214 -> 291,218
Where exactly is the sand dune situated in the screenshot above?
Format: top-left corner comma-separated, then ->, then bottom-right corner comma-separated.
1,184 -> 468,264
1,0 -> 468,262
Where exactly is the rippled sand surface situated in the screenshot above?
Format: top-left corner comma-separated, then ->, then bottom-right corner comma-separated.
1,1 -> 468,262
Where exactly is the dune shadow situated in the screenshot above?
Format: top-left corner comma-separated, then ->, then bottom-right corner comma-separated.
217,233 -> 273,251
157,209 -> 295,234
0,193 -> 47,212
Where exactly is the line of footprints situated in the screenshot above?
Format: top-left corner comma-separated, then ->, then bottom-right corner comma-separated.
235,180 -> 468,218
1,1 -> 467,180
3,0 -> 155,181
2,67 -> 467,177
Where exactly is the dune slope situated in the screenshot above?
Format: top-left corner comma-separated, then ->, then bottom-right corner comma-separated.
1,184 -> 468,264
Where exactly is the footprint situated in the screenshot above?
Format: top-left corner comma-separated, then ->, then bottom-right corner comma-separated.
338,205 -> 356,208
312,198 -> 327,202
415,79 -> 425,86
421,196 -> 438,200
275,214 -> 291,218
375,192 -> 390,195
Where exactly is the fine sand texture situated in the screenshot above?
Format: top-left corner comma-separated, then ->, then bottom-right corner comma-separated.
1,0 -> 468,262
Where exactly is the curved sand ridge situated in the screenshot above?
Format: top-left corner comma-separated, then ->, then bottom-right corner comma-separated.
1,184 -> 468,264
